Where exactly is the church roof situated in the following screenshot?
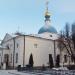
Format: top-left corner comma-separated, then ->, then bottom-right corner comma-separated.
38,26 -> 57,34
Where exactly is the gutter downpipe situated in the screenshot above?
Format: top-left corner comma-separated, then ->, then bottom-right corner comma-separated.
23,35 -> 25,67
13,37 -> 15,69
54,40 -> 56,67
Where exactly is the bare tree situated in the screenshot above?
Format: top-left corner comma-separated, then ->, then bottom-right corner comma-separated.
72,23 -> 75,50
58,23 -> 75,66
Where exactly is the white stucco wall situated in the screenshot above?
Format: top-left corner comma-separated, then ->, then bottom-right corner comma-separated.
14,36 -> 24,67
1,34 -> 60,68
2,39 -> 13,66
25,36 -> 57,67
0,49 -> 2,66
38,32 -> 59,40
1,35 -> 25,67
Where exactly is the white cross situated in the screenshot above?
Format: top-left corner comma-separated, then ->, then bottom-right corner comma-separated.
46,0 -> 49,11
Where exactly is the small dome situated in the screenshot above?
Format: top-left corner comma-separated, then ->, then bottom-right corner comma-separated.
45,11 -> 50,17
38,26 -> 57,34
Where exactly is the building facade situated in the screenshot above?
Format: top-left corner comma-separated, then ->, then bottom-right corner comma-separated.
0,2 -> 74,69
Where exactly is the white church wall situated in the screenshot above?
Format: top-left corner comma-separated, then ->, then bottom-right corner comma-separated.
55,41 -> 60,55
25,36 -> 55,67
38,32 -> 59,40
2,33 -> 12,44
1,34 -> 65,68
14,36 -> 24,67
1,36 -> 24,67
0,50 -> 2,66
2,38 -> 14,66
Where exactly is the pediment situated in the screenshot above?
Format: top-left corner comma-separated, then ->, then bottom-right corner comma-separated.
1,33 -> 12,43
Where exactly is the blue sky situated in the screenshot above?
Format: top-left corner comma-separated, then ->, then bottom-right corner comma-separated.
0,0 -> 75,39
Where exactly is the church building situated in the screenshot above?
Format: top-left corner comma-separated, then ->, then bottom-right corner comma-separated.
0,1 -> 74,69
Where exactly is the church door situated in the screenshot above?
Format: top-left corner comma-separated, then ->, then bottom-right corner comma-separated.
49,54 -> 54,68
4,54 -> 9,69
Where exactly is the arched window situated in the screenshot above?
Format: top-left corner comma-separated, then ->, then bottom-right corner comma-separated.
16,53 -> 18,63
64,55 -> 67,63
56,55 -> 60,67
49,54 -> 54,68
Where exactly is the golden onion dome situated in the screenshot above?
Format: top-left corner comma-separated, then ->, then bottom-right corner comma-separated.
45,11 -> 51,18
45,11 -> 50,16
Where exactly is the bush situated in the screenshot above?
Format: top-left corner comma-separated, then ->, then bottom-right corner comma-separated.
17,65 -> 21,71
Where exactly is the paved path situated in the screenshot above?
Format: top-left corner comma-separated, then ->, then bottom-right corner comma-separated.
0,70 -> 33,75
0,70 -> 50,75
0,70 -> 75,75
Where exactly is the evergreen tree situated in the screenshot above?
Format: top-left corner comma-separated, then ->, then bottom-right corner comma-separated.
29,54 -> 34,67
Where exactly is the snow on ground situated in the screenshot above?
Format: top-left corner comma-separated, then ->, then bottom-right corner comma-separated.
0,70 -> 34,75
0,70 -> 75,75
0,70 -> 50,75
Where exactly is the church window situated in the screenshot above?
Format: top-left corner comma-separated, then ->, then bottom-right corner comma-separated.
17,43 -> 19,48
10,44 -> 12,48
34,44 -> 37,48
49,54 -> 54,68
4,54 -> 9,63
71,55 -> 73,62
11,54 -> 12,63
50,35 -> 52,37
64,55 -> 67,63
6,45 -> 10,49
16,53 -> 18,63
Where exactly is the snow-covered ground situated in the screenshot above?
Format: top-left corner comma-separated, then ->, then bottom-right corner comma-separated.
0,70 -> 34,75
0,70 -> 50,75
0,70 -> 75,75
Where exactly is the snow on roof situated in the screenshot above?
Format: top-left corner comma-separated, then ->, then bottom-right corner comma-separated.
3,32 -> 59,42
28,32 -> 59,40
0,45 -> 7,49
